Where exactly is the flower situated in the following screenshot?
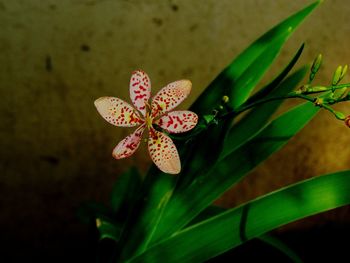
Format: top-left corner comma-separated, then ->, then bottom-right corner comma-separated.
94,70 -> 198,174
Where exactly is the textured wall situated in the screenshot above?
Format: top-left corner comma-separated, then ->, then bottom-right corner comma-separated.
0,0 -> 349,259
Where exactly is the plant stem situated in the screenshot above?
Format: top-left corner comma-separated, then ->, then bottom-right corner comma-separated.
221,93 -> 315,120
221,82 -> 350,120
170,83 -> 350,141
297,82 -> 350,95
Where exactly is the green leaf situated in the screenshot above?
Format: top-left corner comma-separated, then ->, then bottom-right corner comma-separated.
119,118 -> 231,260
190,1 -> 320,114
191,210 -> 303,262
118,171 -> 175,260
110,167 -> 142,216
246,43 -> 304,104
129,170 -> 350,263
187,205 -> 226,227
146,64 -> 308,248
176,118 -> 232,190
118,2 -> 321,258
148,102 -> 319,245
221,65 -> 308,159
228,36 -> 285,109
96,217 -> 122,241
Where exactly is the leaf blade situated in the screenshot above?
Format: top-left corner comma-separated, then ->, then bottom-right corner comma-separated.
110,167 -> 142,215
149,102 -> 319,245
129,170 -> 350,263
221,65 -> 308,159
190,1 -> 320,114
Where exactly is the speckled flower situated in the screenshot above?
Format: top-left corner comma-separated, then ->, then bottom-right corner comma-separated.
94,70 -> 198,174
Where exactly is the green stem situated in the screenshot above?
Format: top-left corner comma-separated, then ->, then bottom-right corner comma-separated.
319,104 -> 345,120
294,82 -> 350,95
337,93 -> 350,102
170,84 -> 349,142
221,83 -> 350,120
221,93 -> 315,120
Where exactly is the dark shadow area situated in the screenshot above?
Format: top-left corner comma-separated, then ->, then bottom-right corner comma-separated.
1,230 -> 94,263
209,222 -> 349,263
1,217 -> 348,262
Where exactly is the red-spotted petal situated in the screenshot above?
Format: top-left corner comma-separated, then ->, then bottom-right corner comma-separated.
130,70 -> 151,116
154,110 -> 198,134
151,80 -> 192,118
112,124 -> 145,159
148,127 -> 181,174
94,97 -> 142,127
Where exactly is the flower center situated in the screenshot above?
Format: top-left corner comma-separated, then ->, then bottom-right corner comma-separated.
146,111 -> 153,129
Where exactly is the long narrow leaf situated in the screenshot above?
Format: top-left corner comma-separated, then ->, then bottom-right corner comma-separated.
110,167 -> 142,216
148,102 -> 319,245
246,43 -> 304,104
175,118 -> 232,190
228,36 -> 286,109
190,1 -> 320,114
96,218 -> 122,241
187,205 -> 226,227
129,170 -> 350,263
191,211 -> 303,262
221,65 -> 308,159
118,2 -> 320,258
118,171 -> 175,260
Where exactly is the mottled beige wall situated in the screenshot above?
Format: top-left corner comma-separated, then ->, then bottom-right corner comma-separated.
0,0 -> 349,252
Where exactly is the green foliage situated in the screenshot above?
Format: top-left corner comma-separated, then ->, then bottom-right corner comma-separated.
145,102 -> 319,245
116,5 -> 323,257
190,1 -> 320,113
110,167 -> 142,217
222,64 -> 308,159
129,171 -> 350,263
96,217 -> 122,241
83,1 -> 350,262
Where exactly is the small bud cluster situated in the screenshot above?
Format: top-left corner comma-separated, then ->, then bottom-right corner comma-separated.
301,55 -> 350,127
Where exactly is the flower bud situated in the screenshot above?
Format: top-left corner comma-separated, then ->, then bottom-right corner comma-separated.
340,64 -> 348,80
333,87 -> 348,100
311,54 -> 322,74
307,86 -> 327,92
309,54 -> 322,83
332,66 -> 343,86
298,84 -> 309,93
311,54 -> 322,73
222,95 -> 229,104
334,111 -> 345,120
203,114 -> 215,124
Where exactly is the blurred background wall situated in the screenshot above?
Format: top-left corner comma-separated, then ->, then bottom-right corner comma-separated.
0,0 -> 349,261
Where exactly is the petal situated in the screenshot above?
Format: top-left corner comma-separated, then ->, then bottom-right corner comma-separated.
112,124 -> 145,159
148,127 -> 181,174
154,110 -> 198,134
151,80 -> 191,118
94,97 -> 142,127
130,70 -> 151,117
